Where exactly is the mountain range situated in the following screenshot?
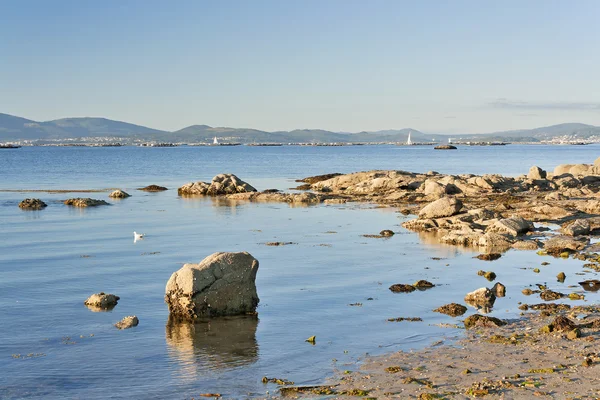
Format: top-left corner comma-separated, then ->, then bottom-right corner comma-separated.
2,113 -> 600,144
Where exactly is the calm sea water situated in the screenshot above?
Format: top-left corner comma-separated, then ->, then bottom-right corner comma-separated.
0,145 -> 598,399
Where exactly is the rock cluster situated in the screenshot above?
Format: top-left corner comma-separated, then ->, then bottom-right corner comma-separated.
178,174 -> 257,196
165,252 -> 260,319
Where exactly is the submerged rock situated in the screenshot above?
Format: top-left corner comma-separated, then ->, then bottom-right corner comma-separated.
476,253 -> 501,261
115,315 -> 139,329
18,198 -> 47,209
434,145 -> 457,150
178,174 -> 256,196
84,292 -> 119,310
389,284 -> 416,293
109,189 -> 131,198
379,229 -> 395,237
165,252 -> 259,319
138,185 -> 168,192
64,198 -> 109,207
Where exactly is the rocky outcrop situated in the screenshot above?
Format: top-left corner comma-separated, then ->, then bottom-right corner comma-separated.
84,292 -> 119,310
109,189 -> 131,198
18,198 -> 47,209
178,174 -> 257,196
115,316 -> 139,329
295,173 -> 342,184
165,252 -> 259,319
418,197 -> 463,219
64,198 -> 109,207
138,185 -> 168,191
226,191 -> 322,204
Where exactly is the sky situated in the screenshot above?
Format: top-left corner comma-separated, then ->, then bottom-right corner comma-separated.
1,0 -> 599,134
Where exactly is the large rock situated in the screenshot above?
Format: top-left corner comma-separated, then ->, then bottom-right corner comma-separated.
84,292 -> 119,310
544,236 -> 588,255
109,189 -> 130,198
464,287 -> 496,309
486,216 -> 533,236
561,219 -> 591,236
418,197 -> 463,219
527,166 -> 547,180
178,174 -> 257,196
165,252 -> 259,319
18,198 -> 47,209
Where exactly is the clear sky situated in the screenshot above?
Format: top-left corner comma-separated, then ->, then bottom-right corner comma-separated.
1,0 -> 599,133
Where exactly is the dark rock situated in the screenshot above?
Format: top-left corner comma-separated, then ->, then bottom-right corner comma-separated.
476,253 -> 501,261
296,173 -> 343,184
18,198 -> 47,209
434,145 -> 457,150
491,282 -> 506,297
389,284 -> 416,293
413,280 -> 435,289
550,316 -> 577,332
540,290 -> 565,301
463,314 -> 506,329
138,185 -> 168,191
380,229 -> 395,237
433,303 -> 467,317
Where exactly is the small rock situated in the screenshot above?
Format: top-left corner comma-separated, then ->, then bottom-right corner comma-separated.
540,290 -> 565,301
115,316 -> 139,329
389,284 -> 416,293
109,189 -> 131,198
84,292 -> 120,310
464,287 -> 496,308
138,185 -> 168,191
550,315 -> 577,332
476,253 -> 502,261
413,280 -> 435,289
557,272 -> 566,282
18,198 -> 47,209
463,314 -> 506,329
433,303 -> 467,317
434,145 -> 457,150
379,230 -> 395,237
491,282 -> 506,297
484,271 -> 497,281
567,328 -> 581,340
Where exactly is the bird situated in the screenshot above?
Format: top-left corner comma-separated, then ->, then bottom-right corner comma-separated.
133,231 -> 145,242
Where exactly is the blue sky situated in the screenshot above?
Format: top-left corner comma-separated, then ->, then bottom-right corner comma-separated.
1,0 -> 599,133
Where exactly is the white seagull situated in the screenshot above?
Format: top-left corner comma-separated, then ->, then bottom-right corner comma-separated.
133,231 -> 145,242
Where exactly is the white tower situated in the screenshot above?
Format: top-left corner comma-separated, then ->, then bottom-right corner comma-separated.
213,136 -> 219,145
406,132 -> 412,145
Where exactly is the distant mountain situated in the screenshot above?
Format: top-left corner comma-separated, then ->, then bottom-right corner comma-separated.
1,112 -> 599,144
0,113 -> 165,141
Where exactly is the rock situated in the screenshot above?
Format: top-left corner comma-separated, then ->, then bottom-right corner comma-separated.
557,272 -> 566,282
109,189 -> 130,198
512,240 -> 540,250
178,174 -> 257,196
379,230 -> 395,237
567,328 -> 581,340
486,216 -> 533,236
540,290 -> 565,301
463,314 -> 506,329
64,198 -> 109,207
115,315 -> 139,329
422,180 -> 447,198
138,185 -> 168,191
484,271 -> 497,281
84,292 -> 119,310
413,280 -> 435,289
544,236 -> 588,255
165,252 -> 260,319
296,173 -> 343,184
478,233 -> 513,251
491,282 -> 506,297
579,280 -> 600,292
389,284 -> 416,293
527,166 -> 547,180
433,303 -> 467,317
476,253 -> 501,261
418,197 -> 463,219
18,198 -> 47,209
561,219 -> 590,236
434,145 -> 457,150
550,316 -> 577,332
464,287 -> 496,308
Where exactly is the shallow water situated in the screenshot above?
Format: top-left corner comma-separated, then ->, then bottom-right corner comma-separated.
0,145 -> 598,399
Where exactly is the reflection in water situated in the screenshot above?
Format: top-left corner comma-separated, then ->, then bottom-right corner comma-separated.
165,315 -> 259,380
416,231 -> 474,258
579,280 -> 600,292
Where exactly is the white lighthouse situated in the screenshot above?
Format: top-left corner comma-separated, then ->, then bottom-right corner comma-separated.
406,131 -> 412,145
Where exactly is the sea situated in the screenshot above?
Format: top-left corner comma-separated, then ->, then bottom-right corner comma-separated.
1,144 -> 598,399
